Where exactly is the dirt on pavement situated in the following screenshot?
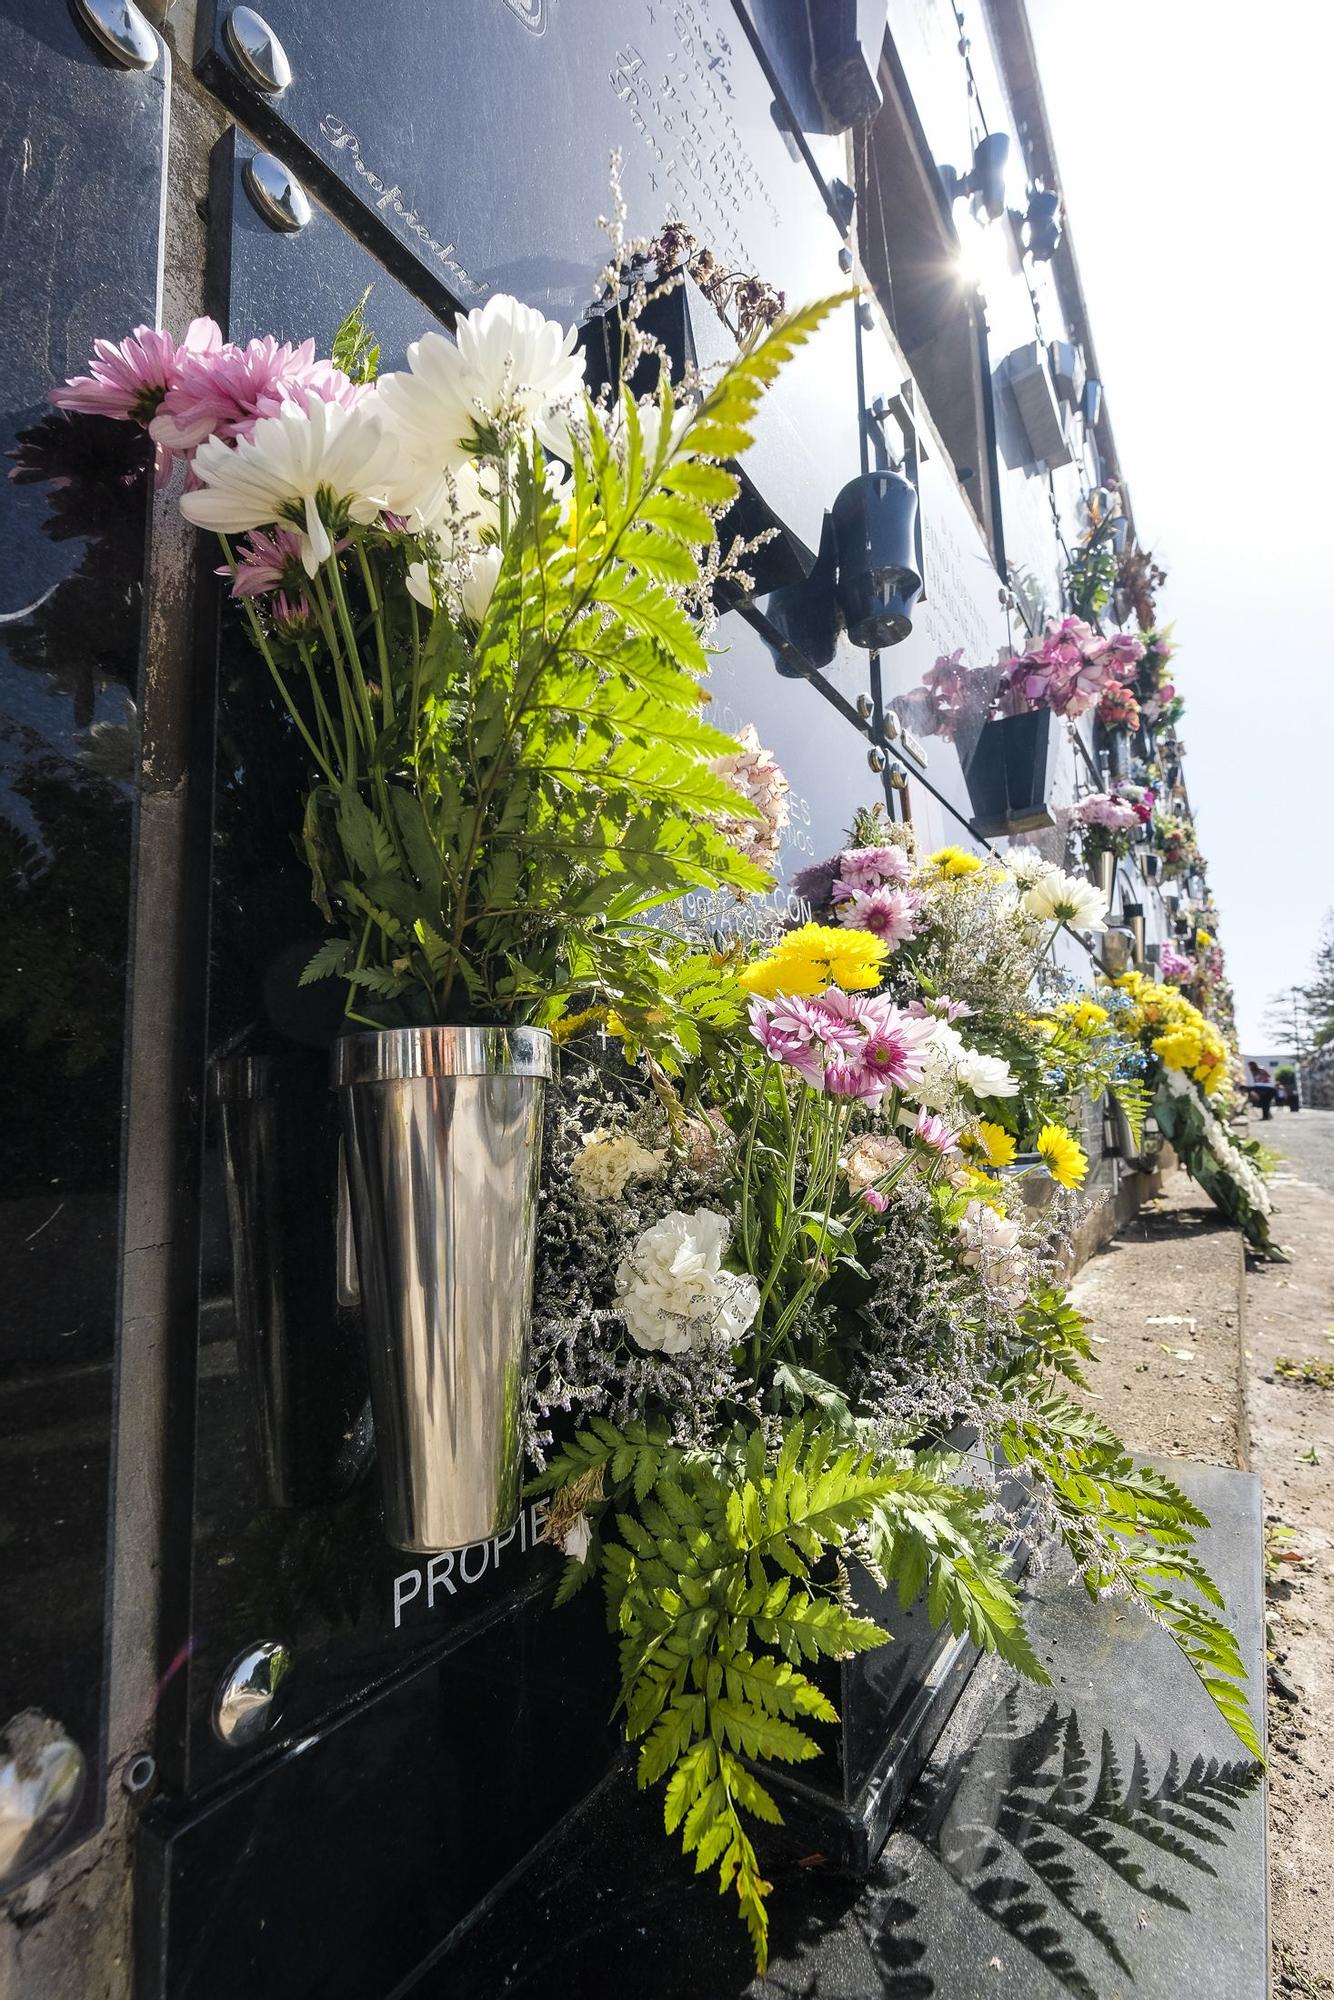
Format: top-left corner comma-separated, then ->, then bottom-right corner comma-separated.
1071,1113 -> 1334,1998
1246,1112 -> 1334,1998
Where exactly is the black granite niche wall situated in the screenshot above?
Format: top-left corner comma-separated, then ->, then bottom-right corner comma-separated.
0,0 -> 166,1886
142,4 -> 937,1987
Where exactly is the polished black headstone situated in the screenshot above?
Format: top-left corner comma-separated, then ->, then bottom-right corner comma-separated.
155,137 -> 590,1806
0,0 -> 166,1881
137,1577 -> 619,2000
195,0 -> 865,563
424,1462 -> 1267,1999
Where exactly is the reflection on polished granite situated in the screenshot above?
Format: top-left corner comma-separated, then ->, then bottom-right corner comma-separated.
426,1463 -> 1266,1999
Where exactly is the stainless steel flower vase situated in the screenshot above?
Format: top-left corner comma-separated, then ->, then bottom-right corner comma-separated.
1089,848 -> 1116,911
332,1027 -> 553,1552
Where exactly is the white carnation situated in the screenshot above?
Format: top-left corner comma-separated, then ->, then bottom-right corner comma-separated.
571,1128 -> 666,1203
615,1208 -> 760,1355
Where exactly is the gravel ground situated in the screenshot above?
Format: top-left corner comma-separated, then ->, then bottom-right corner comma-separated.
1245,1111 -> 1334,1998
1071,1114 -> 1334,1997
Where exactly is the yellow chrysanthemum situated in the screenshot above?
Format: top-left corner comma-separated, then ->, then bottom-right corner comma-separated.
1153,1026 -> 1203,1073
1036,1123 -> 1088,1189
1057,997 -> 1109,1035
737,922 -> 888,999
928,844 -> 985,879
971,1120 -> 1017,1168
1196,929 -> 1213,948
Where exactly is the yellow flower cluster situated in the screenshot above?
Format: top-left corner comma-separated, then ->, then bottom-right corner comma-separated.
927,845 -> 985,880
1055,997 -> 1109,1036
1114,971 -> 1229,1097
1036,1122 -> 1088,1188
738,923 -> 888,999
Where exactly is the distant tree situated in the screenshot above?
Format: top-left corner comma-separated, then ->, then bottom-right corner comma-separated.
1303,912 -> 1334,1046
1262,985 -> 1314,1057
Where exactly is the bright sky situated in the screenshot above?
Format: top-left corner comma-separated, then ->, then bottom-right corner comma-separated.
1026,0 -> 1334,1052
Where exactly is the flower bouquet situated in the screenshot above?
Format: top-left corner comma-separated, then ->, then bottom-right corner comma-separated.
897,621 -> 1146,836
54,248 -> 849,1549
526,822 -> 1257,1966
1112,972 -> 1281,1257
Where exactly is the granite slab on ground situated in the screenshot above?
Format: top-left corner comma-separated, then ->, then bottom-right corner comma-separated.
415,1462 -> 1266,2000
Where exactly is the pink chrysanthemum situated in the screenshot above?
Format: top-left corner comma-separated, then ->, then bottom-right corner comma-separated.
51,317 -> 222,425
912,1107 -> 960,1152
151,337 -> 361,454
833,844 -> 913,893
834,885 -> 919,947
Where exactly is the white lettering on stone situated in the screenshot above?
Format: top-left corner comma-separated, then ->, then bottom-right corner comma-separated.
391,1501 -> 552,1627
316,115 -> 489,297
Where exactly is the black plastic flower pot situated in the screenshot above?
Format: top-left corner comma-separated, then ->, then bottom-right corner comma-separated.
963,708 -> 1060,837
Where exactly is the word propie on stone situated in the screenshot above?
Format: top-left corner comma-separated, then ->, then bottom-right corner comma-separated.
391,1499 -> 551,1628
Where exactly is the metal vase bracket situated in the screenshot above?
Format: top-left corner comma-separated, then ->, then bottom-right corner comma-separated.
333,1026 -> 552,1553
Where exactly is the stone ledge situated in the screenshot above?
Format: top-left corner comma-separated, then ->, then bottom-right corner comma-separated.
424,1462 -> 1267,1999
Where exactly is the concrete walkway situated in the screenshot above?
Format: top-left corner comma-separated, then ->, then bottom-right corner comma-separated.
1071,1119 -> 1334,1998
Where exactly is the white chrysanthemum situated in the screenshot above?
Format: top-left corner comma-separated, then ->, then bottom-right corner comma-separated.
954,1046 -> 1020,1100
1004,848 -> 1055,888
387,456 -> 501,553
405,560 -> 435,609
1022,868 -> 1108,931
557,1513 -> 593,1562
376,294 -> 585,468
615,1208 -> 759,1355
606,391 -> 693,471
180,396 -> 395,574
571,1129 -> 667,1203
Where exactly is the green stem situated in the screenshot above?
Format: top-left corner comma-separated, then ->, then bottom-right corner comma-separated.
355,539 -> 395,733
217,537 -> 337,785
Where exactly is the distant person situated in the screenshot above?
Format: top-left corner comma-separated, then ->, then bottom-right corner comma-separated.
1275,1065 -> 1301,1112
1247,1061 -> 1277,1120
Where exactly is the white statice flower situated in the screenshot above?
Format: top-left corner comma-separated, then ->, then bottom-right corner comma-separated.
953,1046 -> 1020,1100
615,1208 -> 759,1355
180,397 -> 395,574
571,1128 -> 667,1203
376,295 -> 585,469
1004,847 -> 1055,889
709,725 -> 790,874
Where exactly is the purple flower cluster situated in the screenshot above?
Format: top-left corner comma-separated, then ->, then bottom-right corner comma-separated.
830,846 -> 920,949
996,616 -> 1145,722
748,988 -> 938,1107
1158,943 -> 1194,983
